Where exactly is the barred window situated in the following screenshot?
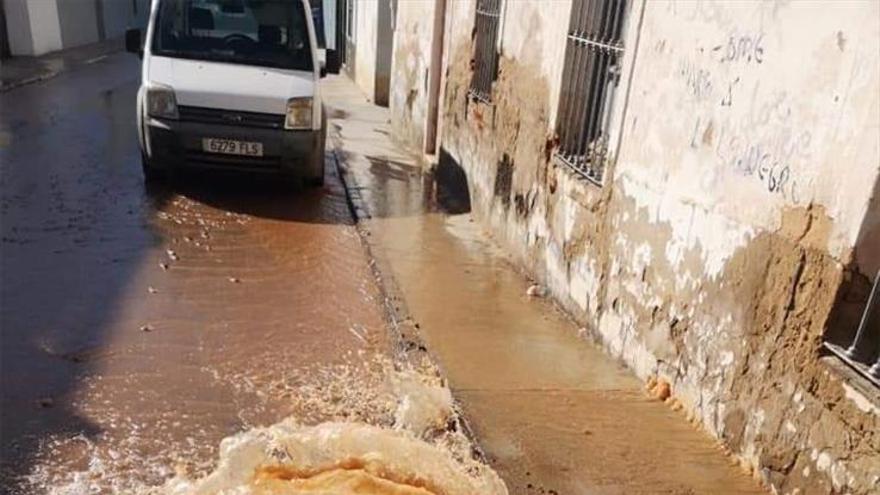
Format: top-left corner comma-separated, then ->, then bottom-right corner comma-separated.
470,0 -> 502,103
824,270 -> 880,388
556,0 -> 629,185
345,0 -> 355,41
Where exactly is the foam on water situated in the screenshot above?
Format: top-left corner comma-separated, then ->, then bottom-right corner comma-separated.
164,368 -> 504,494
164,420 -> 506,495
16,354 -> 506,495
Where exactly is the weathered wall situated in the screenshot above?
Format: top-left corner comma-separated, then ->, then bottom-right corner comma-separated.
434,0 -> 880,494
352,0 -> 378,101
388,0 -> 435,151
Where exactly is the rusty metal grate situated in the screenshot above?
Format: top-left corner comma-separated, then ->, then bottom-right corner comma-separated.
555,0 -> 629,185
469,0 -> 501,103
825,270 -> 880,388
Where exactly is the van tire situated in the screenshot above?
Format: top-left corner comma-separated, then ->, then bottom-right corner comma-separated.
141,155 -> 165,183
307,149 -> 325,187
307,169 -> 324,187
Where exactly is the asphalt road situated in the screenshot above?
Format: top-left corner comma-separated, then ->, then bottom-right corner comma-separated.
0,53 -> 391,493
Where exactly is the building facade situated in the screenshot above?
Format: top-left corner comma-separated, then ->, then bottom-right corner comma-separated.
349,0 -> 880,493
338,0 -> 393,105
2,0 -> 149,57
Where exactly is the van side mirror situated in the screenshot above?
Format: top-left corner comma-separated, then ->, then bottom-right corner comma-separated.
125,28 -> 143,59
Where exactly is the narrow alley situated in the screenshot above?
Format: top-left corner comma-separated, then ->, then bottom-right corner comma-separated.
1,0 -> 878,494
1,46 -> 760,495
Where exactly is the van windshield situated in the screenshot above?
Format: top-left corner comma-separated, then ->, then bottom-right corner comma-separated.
151,0 -> 313,71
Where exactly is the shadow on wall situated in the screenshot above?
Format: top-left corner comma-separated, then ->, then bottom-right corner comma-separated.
823,174 -> 880,369
434,148 -> 471,215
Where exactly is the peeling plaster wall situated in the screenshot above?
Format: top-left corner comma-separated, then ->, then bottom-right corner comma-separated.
430,0 -> 880,494
352,0 -> 379,101
389,0 -> 436,150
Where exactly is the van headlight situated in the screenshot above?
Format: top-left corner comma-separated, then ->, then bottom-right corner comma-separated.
146,83 -> 179,120
285,97 -> 312,130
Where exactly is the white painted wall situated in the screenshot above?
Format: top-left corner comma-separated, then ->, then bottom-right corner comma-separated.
5,0 -> 63,56
389,0 -> 435,148
3,0 -> 143,56
26,0 -> 63,55
353,0 -> 378,100
497,0 -> 571,129
613,0 -> 880,272
5,0 -> 36,56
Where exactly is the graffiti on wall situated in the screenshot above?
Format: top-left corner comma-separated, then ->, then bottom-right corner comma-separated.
675,30 -> 810,204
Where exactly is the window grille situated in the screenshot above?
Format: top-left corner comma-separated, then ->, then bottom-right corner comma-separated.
825,270 -> 880,388
345,0 -> 355,41
469,0 -> 502,103
555,0 -> 629,185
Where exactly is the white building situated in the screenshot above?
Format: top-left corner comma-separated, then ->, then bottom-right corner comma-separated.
2,0 -> 149,57
346,1 -> 880,493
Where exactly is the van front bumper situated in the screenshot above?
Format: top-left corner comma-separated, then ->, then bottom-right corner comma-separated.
145,118 -> 324,177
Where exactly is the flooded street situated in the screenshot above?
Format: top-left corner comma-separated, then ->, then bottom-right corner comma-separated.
0,49 -> 767,495
1,54 -> 497,493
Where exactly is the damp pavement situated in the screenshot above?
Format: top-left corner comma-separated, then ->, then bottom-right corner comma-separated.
324,76 -> 767,494
0,53 -> 393,492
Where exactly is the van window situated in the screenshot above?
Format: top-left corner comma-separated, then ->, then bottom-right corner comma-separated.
152,0 -> 313,71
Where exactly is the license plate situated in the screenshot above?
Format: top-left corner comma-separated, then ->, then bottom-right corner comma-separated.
202,138 -> 263,157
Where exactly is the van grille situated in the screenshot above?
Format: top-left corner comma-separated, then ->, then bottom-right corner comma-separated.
178,106 -> 286,130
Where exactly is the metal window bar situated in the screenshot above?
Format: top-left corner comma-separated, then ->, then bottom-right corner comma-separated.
469,0 -> 501,103
555,0 -> 628,185
824,269 -> 880,388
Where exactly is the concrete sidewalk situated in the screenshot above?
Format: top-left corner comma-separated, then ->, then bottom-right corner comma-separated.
1,38 -> 123,92
322,74 -> 767,495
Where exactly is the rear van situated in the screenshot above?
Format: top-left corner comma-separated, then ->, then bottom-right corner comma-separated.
126,0 -> 333,186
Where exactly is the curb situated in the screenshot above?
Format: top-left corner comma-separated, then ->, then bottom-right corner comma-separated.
330,144 -> 493,464
0,71 -> 60,93
0,40 -> 122,93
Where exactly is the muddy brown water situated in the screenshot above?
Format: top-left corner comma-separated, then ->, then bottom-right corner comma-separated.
325,75 -> 766,495
0,52 -> 766,494
0,55 -> 392,493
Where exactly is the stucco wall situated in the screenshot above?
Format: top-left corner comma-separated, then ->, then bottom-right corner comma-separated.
57,0 -> 99,49
5,0 -> 63,56
433,0 -> 880,493
388,0 -> 435,150
4,0 -> 143,56
352,0 -> 378,100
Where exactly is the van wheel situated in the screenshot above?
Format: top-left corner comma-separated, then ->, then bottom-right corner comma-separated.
307,159 -> 325,187
142,155 -> 165,183
307,172 -> 324,187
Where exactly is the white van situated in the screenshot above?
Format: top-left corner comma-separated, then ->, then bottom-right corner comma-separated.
126,0 -> 334,186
